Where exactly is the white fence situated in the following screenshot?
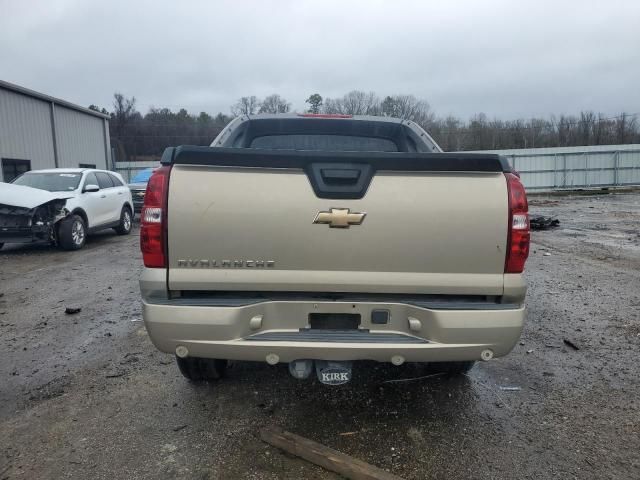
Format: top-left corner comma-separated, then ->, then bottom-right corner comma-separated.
475,144 -> 640,191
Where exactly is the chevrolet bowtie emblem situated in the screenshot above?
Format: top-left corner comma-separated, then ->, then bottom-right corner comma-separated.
313,208 -> 366,228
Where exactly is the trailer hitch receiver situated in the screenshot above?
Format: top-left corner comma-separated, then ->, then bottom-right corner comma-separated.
315,360 -> 352,385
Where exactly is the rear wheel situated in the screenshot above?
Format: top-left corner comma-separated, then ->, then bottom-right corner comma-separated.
58,215 -> 86,250
176,356 -> 227,381
0,243 -> 4,250
427,361 -> 476,375
114,206 -> 132,235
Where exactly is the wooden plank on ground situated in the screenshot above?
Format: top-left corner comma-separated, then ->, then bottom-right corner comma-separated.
259,426 -> 405,480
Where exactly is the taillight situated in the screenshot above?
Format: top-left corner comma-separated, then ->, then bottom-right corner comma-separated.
505,172 -> 530,273
140,165 -> 171,268
297,113 -> 353,118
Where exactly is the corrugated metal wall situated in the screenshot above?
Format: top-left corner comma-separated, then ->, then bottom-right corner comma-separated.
0,83 -> 110,181
471,144 -> 640,191
54,105 -> 108,168
0,88 -> 56,171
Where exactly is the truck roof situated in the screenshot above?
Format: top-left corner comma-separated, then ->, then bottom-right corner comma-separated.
213,113 -> 442,152
242,113 -> 407,123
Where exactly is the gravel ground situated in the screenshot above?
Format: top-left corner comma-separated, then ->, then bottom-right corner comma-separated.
0,192 -> 639,480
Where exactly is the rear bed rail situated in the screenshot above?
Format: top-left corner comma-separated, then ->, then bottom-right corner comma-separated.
161,145 -> 511,173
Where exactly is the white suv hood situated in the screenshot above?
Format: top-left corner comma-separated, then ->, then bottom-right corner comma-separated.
0,183 -> 74,209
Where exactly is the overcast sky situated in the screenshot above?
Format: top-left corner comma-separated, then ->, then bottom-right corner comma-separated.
1,0 -> 639,120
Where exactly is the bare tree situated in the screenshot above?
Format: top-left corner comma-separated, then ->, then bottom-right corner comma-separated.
112,93 -> 137,137
323,91 -> 380,115
381,95 -> 434,127
593,113 -> 607,145
323,97 -> 345,114
528,118 -> 547,148
111,93 -> 138,161
258,94 -> 291,114
231,96 -> 260,116
434,115 -> 463,151
615,112 -> 637,144
342,90 -> 379,115
579,111 -> 596,145
341,91 -> 367,115
625,115 -> 637,143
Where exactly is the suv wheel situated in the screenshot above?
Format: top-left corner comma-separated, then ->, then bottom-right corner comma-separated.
114,206 -> 132,235
58,215 -> 87,250
176,356 -> 227,381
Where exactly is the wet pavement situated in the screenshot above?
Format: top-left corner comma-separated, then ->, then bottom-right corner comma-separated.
1,192 -> 639,479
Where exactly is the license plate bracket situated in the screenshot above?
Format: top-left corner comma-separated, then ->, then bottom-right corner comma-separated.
308,313 -> 360,330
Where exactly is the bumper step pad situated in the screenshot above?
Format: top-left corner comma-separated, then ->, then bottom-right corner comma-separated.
245,329 -> 428,344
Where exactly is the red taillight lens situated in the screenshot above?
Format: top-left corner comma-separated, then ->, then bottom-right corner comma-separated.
140,165 -> 171,268
505,172 -> 530,273
297,113 -> 353,118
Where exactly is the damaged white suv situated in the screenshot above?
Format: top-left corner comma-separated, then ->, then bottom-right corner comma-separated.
0,168 -> 133,251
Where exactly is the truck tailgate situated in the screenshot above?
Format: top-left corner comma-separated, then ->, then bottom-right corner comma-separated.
166,148 -> 509,295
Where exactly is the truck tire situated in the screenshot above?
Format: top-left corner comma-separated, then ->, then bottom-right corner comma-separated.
114,206 -> 132,235
428,361 -> 476,375
176,356 -> 227,381
58,215 -> 87,250
0,243 -> 3,250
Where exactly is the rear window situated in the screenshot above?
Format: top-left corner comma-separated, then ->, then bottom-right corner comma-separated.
250,134 -> 398,152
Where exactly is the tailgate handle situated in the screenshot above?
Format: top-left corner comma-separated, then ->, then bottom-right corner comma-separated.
320,168 -> 360,185
306,162 -> 374,199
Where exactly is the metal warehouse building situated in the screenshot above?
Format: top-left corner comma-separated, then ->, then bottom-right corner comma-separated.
0,80 -> 111,182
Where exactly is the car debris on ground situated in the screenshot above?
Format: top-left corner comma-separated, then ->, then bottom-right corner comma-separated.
563,339 -> 580,350
530,215 -> 560,230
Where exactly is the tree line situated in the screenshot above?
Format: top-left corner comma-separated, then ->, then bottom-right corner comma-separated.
91,91 -> 639,161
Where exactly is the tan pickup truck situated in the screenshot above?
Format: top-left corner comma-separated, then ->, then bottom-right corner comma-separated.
139,114 -> 529,385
